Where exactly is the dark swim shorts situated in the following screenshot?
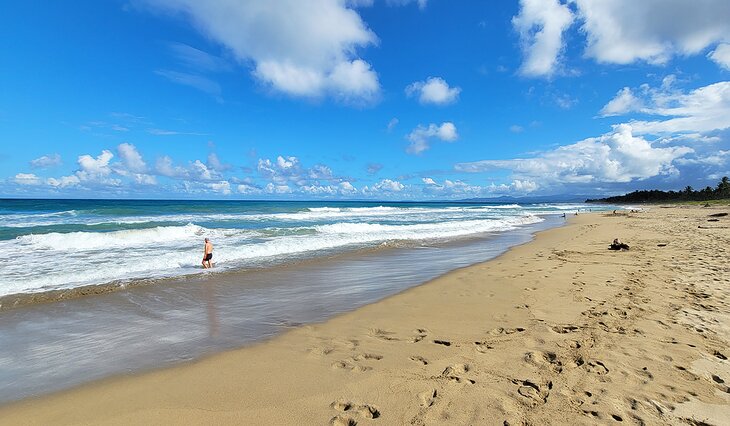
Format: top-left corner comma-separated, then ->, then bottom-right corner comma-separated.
204,253 -> 213,261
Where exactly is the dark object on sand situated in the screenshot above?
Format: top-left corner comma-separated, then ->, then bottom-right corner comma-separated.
657,243 -> 667,247
708,219 -> 720,222
708,212 -> 728,217
609,238 -> 630,251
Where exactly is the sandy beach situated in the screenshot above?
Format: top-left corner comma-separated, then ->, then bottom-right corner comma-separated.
2,206 -> 729,425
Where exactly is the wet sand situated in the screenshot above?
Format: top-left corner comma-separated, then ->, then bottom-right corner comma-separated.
2,207 -> 729,425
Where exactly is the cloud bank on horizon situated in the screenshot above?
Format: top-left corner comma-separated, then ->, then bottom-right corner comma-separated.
2,0 -> 730,199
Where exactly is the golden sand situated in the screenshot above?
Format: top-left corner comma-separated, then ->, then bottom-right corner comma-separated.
2,207 -> 729,425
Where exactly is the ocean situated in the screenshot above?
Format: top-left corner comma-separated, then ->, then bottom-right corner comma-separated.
0,199 -> 607,403
0,199 -> 592,299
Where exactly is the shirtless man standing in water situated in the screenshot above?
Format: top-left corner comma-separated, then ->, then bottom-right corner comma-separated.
202,238 -> 213,268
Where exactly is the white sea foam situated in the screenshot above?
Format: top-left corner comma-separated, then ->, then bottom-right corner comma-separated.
14,224 -> 257,251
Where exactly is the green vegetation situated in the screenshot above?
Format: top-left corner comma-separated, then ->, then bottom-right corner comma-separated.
587,176 -> 730,204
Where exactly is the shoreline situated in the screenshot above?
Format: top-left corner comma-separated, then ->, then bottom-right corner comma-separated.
0,215 -> 554,312
2,207 -> 729,424
0,217 -> 561,404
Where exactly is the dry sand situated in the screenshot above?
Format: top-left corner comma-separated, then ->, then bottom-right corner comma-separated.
2,206 -> 729,425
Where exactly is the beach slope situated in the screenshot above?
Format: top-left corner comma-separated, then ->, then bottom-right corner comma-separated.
2,207 -> 729,425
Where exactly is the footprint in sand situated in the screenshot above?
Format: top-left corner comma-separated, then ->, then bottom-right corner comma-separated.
474,340 -> 494,353
411,328 -> 429,343
585,360 -> 609,375
488,327 -> 526,336
353,353 -> 383,361
419,389 -> 438,407
330,415 -> 357,426
369,328 -> 399,341
550,325 -> 580,334
331,400 -> 380,420
409,355 -> 429,365
440,364 -> 475,384
331,360 -> 372,372
524,351 -> 563,373
512,378 -> 551,404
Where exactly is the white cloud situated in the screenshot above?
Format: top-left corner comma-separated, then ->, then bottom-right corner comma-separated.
575,0 -> 730,65
600,87 -> 644,117
368,178 -> 404,193
133,174 -> 157,185
117,143 -> 147,173
406,122 -> 458,154
237,183 -> 262,194
207,181 -> 231,195
405,77 -> 461,105
606,80 -> 730,136
675,150 -> 730,166
156,156 -> 188,178
47,175 -> 81,188
144,0 -> 380,103
30,154 -> 62,169
512,0 -> 574,77
77,150 -> 114,181
190,160 -> 216,181
207,152 -> 231,172
13,173 -> 42,185
509,125 -> 524,133
708,43 -> 730,70
421,177 -> 483,197
489,180 -> 539,194
265,183 -> 292,194
339,181 -> 357,194
456,124 -> 693,184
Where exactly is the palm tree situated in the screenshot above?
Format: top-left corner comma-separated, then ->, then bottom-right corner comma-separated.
718,176 -> 730,196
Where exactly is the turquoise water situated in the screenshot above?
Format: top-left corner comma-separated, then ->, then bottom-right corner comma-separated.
0,199 -> 595,297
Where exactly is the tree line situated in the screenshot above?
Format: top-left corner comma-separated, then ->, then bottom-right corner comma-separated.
587,176 -> 730,203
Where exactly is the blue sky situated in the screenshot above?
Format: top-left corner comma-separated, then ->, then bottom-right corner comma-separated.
1,0 -> 729,199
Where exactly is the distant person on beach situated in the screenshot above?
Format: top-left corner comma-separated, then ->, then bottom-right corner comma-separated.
202,238 -> 213,268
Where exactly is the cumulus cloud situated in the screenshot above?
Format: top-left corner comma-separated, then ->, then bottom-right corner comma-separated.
207,181 -> 231,195
708,43 -> 730,70
265,183 -> 292,194
405,77 -> 461,105
30,154 -> 62,169
47,175 -> 81,188
513,0 -> 730,76
456,124 -> 693,184
144,0 -> 380,103
422,177 -> 483,197
13,173 -> 42,185
207,152 -> 231,172
512,0 -> 574,77
117,143 -> 147,173
364,178 -> 404,194
489,179 -> 539,194
77,150 -> 115,181
576,0 -> 730,66
602,80 -> 730,136
600,87 -> 644,117
406,122 -> 458,154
